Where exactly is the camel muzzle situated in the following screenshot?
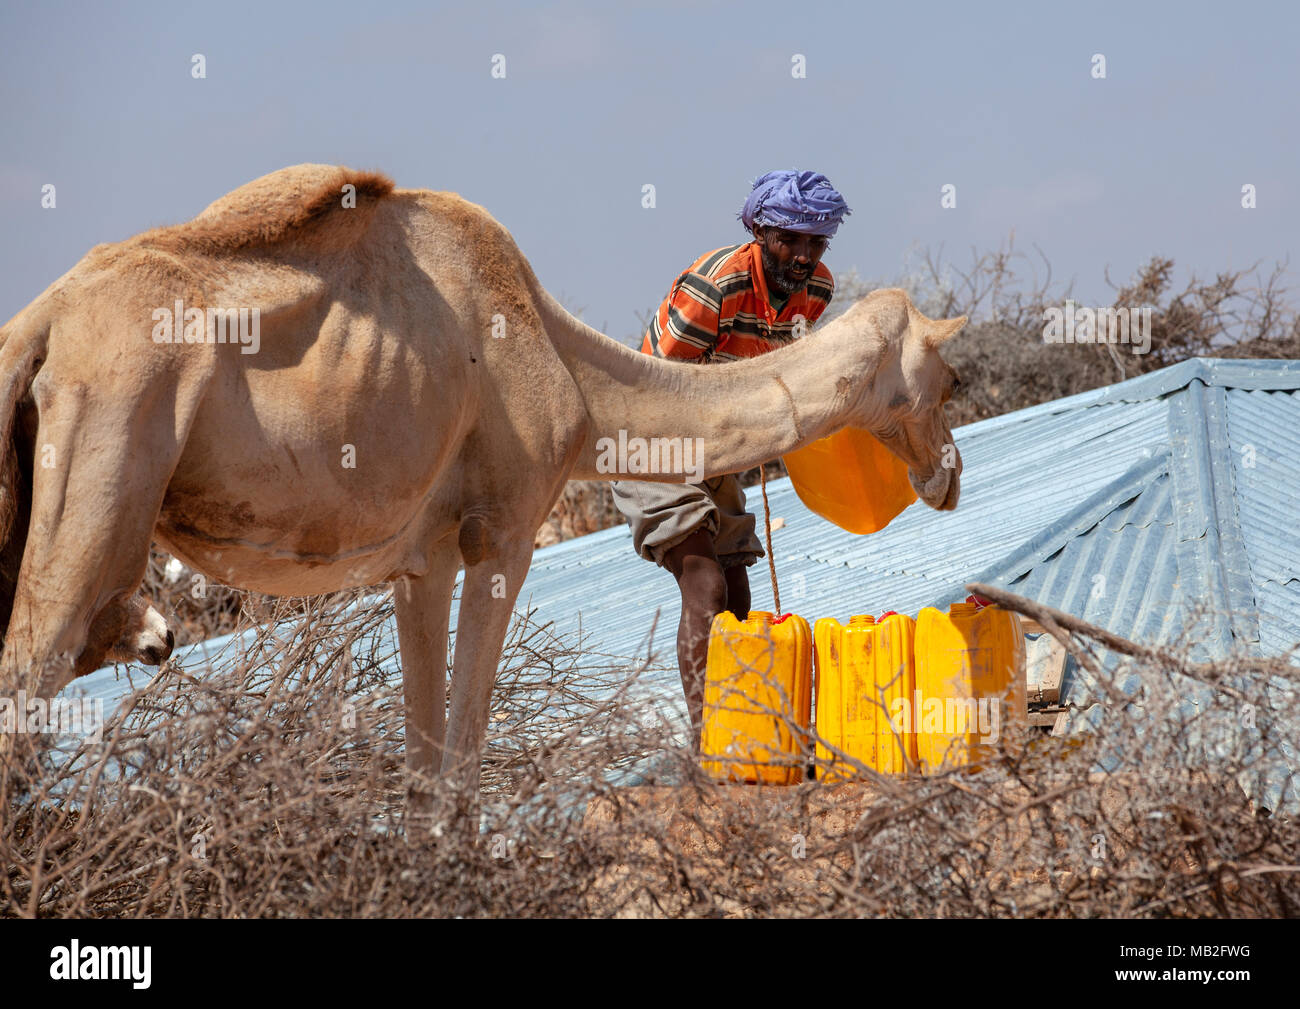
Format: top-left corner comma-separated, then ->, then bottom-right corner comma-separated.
911,463 -> 960,511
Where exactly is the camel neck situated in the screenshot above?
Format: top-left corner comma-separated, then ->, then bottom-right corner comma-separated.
531,280 -> 887,483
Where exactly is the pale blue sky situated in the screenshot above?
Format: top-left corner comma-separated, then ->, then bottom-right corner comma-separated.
2,0 -> 1295,342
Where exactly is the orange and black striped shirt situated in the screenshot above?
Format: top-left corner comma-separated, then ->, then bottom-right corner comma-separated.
641,241 -> 834,362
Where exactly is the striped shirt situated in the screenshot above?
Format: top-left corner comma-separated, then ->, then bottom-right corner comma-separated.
641,241 -> 834,362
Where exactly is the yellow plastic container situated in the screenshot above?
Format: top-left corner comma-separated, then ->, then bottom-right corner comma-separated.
782,427 -> 917,534
814,612 -> 918,779
913,603 -> 1027,772
700,610 -> 813,784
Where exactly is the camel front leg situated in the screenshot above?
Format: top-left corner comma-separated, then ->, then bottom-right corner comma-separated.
2,366 -> 205,698
441,539 -> 534,793
393,543 -> 459,816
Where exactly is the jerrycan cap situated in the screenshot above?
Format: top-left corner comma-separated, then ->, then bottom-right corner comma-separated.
949,601 -> 979,617
748,610 -> 776,624
848,614 -> 876,626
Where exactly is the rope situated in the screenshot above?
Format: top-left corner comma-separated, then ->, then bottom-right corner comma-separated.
759,466 -> 780,615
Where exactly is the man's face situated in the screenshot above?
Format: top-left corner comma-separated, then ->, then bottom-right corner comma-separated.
753,224 -> 829,297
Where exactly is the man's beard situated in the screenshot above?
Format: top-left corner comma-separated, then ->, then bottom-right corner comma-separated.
760,243 -> 809,297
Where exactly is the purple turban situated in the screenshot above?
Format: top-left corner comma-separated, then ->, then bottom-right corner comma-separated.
739,169 -> 851,236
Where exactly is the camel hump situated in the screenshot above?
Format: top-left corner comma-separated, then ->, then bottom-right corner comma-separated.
158,164 -> 395,256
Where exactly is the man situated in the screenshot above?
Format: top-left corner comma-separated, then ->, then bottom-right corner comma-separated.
611,169 -> 851,741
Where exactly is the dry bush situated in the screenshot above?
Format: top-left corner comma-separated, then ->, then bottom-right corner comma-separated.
828,238 -> 1300,428
3,587 -> 1297,918
0,589 -> 669,917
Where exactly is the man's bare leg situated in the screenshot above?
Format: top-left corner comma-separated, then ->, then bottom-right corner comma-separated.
662,531 -> 752,750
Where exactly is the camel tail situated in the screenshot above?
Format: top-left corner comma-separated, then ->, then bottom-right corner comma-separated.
0,320 -> 45,626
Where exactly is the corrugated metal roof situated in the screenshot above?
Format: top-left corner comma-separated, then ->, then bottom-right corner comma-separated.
1225,387 -> 1300,657
70,357 -> 1300,801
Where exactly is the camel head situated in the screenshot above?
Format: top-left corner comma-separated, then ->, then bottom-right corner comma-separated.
846,289 -> 966,511
100,595 -> 175,668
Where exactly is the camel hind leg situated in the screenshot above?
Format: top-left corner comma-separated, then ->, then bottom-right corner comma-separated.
393,540 -> 460,818
441,530 -> 535,794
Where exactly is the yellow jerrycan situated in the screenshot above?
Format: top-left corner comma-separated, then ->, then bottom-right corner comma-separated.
814,612 -> 917,779
782,427 -> 917,534
700,610 -> 813,784
913,602 -> 1027,772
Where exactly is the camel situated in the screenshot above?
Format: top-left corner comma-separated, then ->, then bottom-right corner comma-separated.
0,164 -> 965,801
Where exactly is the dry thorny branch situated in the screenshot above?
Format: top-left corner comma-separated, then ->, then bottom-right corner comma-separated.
2,582 -> 1297,918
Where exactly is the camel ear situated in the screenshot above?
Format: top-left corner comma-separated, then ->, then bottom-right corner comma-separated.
926,315 -> 968,348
